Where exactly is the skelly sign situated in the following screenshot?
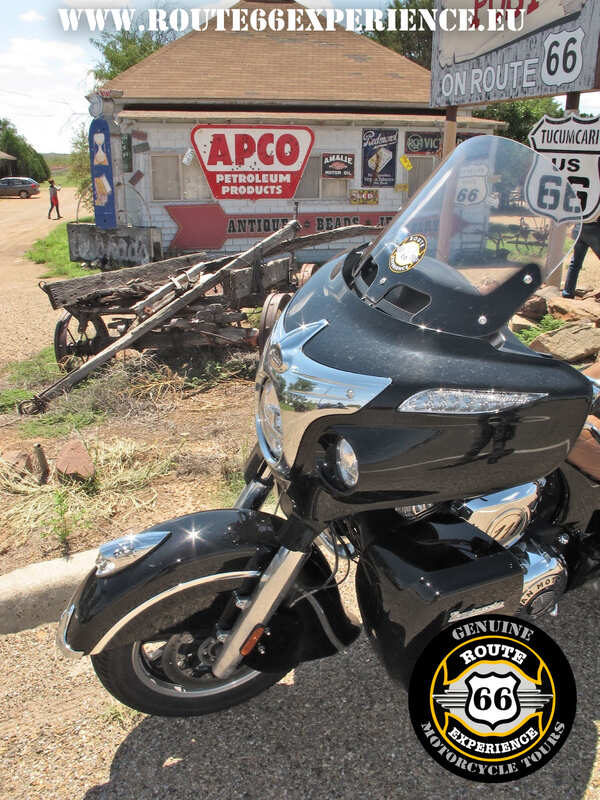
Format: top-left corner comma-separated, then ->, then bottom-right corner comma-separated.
191,125 -> 314,200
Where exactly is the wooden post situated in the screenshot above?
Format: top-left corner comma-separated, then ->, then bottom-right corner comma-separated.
545,92 -> 581,288
442,106 -> 458,161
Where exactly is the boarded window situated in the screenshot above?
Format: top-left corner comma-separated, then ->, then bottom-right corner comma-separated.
151,155 -> 181,201
322,178 -> 349,200
407,156 -> 437,198
182,158 -> 211,200
295,156 -> 320,199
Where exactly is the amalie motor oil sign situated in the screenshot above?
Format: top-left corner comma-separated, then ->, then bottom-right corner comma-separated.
191,125 -> 314,199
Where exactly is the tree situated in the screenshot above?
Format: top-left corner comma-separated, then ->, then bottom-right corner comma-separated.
366,0 -> 435,68
91,26 -> 176,83
0,119 -> 50,182
68,123 -> 93,211
472,98 -> 564,143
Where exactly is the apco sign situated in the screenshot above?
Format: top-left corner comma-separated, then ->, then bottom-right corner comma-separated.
431,0 -> 600,107
322,153 -> 355,179
528,115 -> 600,222
191,125 -> 314,200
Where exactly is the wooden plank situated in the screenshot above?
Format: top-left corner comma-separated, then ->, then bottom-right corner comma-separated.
41,224 -> 380,311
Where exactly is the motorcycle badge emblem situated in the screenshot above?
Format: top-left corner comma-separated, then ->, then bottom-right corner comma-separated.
408,615 -> 576,783
389,234 -> 427,273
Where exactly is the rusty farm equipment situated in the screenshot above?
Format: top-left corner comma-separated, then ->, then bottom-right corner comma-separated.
21,222 -> 381,414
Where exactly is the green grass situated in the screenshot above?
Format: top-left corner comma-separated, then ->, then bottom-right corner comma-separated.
25,216 -> 96,278
20,409 -> 104,439
2,346 -> 61,388
0,388 -> 33,414
514,314 -> 565,346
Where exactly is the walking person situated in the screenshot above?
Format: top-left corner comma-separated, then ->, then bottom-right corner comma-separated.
562,218 -> 600,298
47,179 -> 62,220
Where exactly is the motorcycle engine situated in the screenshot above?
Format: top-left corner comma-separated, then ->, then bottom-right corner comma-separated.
451,481 -> 567,618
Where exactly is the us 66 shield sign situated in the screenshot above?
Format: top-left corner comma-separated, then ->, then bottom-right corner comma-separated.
528,115 -> 600,222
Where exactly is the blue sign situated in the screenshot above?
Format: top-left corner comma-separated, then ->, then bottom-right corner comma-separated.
361,128 -> 398,188
89,118 -> 117,229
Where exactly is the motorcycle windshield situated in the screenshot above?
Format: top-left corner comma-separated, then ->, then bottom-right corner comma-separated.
354,135 -> 582,338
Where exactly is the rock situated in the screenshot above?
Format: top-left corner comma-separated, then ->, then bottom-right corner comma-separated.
530,321 -> 600,363
509,314 -> 534,333
547,296 -> 600,323
1,450 -> 33,477
535,285 -> 561,300
518,294 -> 547,322
55,440 -> 95,481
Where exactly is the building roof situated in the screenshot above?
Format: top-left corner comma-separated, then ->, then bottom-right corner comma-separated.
0,151 -> 16,160
118,109 -> 502,128
104,0 -> 433,111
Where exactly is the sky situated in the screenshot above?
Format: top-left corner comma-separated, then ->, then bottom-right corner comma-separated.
2,1 -> 600,154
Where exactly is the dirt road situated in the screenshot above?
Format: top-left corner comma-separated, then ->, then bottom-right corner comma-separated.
0,189 -> 79,369
1,578 -> 599,799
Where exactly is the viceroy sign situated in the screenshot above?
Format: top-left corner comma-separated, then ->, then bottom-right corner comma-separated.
191,125 -> 314,200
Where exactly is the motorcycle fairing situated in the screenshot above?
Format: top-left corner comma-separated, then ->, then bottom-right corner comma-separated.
354,511 -> 524,689
61,509 -> 359,663
276,259 -> 591,521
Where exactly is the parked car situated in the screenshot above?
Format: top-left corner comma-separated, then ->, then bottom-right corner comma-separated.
0,177 -> 40,198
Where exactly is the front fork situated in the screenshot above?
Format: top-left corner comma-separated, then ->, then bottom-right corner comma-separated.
211,475 -> 315,679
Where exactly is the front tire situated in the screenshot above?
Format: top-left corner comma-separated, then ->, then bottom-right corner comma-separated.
92,635 -> 287,717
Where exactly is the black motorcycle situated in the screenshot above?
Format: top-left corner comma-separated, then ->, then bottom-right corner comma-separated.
58,135 -> 600,717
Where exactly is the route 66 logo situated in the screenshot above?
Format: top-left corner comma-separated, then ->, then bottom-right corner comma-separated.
464,672 -> 520,729
409,615 -> 576,782
541,29 -> 584,87
389,234 -> 427,273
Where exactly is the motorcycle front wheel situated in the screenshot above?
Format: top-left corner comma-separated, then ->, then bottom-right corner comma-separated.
92,631 -> 287,717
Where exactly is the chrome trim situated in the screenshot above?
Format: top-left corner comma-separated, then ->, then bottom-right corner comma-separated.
56,603 -> 84,660
95,530 -> 171,577
453,481 -> 541,548
211,547 -> 309,679
513,539 -> 567,617
256,313 -> 391,473
89,570 -> 261,655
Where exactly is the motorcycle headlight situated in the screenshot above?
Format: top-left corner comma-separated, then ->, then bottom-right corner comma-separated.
257,379 -> 283,460
335,437 -> 359,489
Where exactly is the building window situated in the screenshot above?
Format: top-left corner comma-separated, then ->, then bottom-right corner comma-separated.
295,156 -> 320,199
322,178 -> 349,200
151,155 -> 181,201
182,159 -> 211,200
407,156 -> 437,198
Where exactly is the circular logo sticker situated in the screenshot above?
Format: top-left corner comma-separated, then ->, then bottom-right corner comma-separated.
389,233 -> 427,273
408,615 -> 576,783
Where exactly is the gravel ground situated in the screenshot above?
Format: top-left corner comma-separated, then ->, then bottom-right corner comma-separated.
1,571 -> 599,800
0,190 -> 79,369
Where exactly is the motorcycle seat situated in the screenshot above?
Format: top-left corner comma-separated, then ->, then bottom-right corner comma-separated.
566,363 -> 600,481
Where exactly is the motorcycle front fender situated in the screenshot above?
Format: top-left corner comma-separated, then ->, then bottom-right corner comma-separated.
58,508 -> 358,661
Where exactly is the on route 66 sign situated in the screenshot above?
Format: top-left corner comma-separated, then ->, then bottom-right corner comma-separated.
527,114 -> 600,223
